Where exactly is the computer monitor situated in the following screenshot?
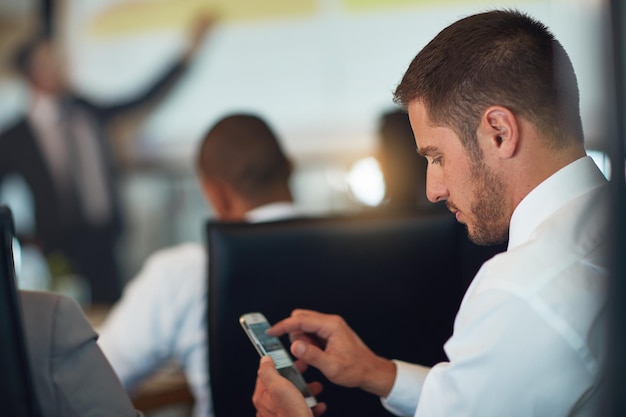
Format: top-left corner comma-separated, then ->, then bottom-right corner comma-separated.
0,206 -> 42,416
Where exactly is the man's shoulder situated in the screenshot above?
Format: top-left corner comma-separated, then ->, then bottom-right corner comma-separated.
473,188 -> 610,300
0,118 -> 34,164
0,117 -> 29,139
20,290 -> 78,320
20,290 -> 96,353
139,242 -> 207,282
117,243 -> 207,310
147,242 -> 206,264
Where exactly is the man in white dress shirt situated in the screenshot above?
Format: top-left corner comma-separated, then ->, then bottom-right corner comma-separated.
252,9 -> 609,417
97,113 -> 301,417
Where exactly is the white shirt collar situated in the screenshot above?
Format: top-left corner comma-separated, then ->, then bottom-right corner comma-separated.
244,201 -> 302,223
28,92 -> 62,126
507,156 -> 607,251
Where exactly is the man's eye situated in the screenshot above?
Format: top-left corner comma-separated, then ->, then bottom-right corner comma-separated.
431,157 -> 442,165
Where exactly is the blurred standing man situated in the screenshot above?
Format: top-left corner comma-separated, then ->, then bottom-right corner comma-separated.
0,19 -> 211,303
98,113 -> 301,417
253,9 -> 609,417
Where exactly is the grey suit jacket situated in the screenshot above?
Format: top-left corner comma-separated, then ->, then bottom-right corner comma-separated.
19,290 -> 142,417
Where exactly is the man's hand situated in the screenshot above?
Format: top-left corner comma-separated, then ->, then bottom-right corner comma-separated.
183,14 -> 215,62
253,356 -> 327,417
268,309 -> 397,397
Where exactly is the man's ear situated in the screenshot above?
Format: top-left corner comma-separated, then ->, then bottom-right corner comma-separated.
477,106 -> 519,159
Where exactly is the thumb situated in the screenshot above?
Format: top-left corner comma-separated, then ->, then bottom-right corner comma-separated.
258,356 -> 279,383
291,340 -> 326,370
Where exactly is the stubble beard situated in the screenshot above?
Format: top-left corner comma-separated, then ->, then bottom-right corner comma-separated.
465,161 -> 510,246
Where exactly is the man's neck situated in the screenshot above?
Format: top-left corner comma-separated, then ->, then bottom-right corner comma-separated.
507,141 -> 587,218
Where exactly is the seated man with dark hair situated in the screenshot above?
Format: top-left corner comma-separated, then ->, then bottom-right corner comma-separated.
97,113 -> 302,417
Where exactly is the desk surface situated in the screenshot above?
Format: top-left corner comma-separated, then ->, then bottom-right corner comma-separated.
131,365 -> 194,413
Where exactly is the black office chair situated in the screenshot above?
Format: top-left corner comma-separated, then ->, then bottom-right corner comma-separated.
206,211 -> 505,417
0,206 -> 43,417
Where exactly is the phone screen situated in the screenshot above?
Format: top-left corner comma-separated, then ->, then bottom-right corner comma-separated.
242,314 -> 317,407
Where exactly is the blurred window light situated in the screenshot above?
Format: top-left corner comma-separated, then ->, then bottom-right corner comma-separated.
12,238 -> 51,292
347,157 -> 385,207
587,149 -> 612,180
12,238 -> 21,278
0,174 -> 36,236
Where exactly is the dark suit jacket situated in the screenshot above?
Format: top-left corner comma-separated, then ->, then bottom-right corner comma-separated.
19,290 -> 142,417
0,61 -> 187,252
0,119 -> 97,249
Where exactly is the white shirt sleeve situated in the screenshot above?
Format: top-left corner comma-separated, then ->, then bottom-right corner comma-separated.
97,244 -> 207,392
381,360 -> 430,417
408,288 -> 599,417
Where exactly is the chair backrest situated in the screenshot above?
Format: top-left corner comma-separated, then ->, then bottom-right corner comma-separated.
0,206 -> 42,417
206,211 -> 506,417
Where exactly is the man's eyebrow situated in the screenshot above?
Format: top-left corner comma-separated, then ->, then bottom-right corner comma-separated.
416,146 -> 438,157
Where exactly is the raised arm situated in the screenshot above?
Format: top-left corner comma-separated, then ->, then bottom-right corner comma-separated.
92,15 -> 214,120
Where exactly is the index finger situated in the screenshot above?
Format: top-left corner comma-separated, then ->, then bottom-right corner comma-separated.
267,309 -> 340,339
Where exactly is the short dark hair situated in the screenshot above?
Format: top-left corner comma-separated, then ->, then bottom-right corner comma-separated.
394,9 -> 584,155
196,113 -> 291,200
12,32 -> 51,76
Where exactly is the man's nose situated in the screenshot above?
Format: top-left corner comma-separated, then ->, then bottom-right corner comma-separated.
426,171 -> 449,203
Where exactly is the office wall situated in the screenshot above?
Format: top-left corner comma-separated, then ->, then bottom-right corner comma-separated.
0,0 -> 607,164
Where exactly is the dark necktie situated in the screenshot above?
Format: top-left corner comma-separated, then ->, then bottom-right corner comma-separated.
60,100 -> 112,226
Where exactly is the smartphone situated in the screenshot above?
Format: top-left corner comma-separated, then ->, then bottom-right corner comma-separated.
239,312 -> 318,408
